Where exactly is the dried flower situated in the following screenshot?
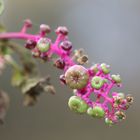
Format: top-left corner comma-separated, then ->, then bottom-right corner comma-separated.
115,111 -> 126,121
126,94 -> 133,105
77,55 -> 88,65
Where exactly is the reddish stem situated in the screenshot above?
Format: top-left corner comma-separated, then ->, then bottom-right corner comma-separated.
0,32 -> 39,41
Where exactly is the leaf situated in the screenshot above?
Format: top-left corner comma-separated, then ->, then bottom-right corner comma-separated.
11,69 -> 25,87
21,78 -> 41,95
23,94 -> 38,107
0,0 -> 4,16
44,85 -> 56,95
0,45 -> 12,55
21,76 -> 55,106
0,55 -> 5,75
0,24 -> 5,33
21,78 -> 44,107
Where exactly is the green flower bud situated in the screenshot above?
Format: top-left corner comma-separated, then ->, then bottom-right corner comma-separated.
100,63 -> 110,74
105,118 -> 113,126
37,38 -> 50,52
68,96 -> 88,114
111,74 -> 122,84
91,76 -> 104,90
87,106 -> 105,118
113,93 -> 125,106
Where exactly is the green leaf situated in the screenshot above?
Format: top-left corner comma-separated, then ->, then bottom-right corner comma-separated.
0,45 -> 12,55
0,0 -> 4,16
11,69 -> 25,87
0,24 -> 5,33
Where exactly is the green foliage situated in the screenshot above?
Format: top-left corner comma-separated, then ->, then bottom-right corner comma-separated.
11,69 -> 25,87
0,0 -> 4,16
0,24 -> 5,33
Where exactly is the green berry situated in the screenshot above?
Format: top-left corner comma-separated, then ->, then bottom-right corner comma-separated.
100,63 -> 110,74
113,93 -> 125,106
65,65 -> 89,89
90,64 -> 99,74
117,93 -> 125,99
37,38 -> 50,52
87,106 -> 105,118
103,79 -> 108,83
91,76 -> 104,90
68,96 -> 88,114
111,74 -> 122,83
105,118 -> 113,126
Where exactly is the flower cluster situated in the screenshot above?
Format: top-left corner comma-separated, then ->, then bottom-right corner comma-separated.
0,19 -> 133,126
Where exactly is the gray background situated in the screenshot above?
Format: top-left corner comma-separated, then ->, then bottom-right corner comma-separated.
0,0 -> 140,140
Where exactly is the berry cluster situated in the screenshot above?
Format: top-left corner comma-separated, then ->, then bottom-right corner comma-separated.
0,19 -> 133,126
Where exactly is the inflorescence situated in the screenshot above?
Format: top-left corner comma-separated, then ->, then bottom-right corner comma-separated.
0,19 -> 133,126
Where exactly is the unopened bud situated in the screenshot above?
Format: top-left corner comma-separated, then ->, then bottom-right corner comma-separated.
40,24 -> 51,34
31,48 -> 41,58
59,74 -> 66,84
60,41 -> 72,51
55,26 -> 68,36
24,19 -> 32,28
54,58 -> 65,69
111,74 -> 122,84
25,40 -> 36,49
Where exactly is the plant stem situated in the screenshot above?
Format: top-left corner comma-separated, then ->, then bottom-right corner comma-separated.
0,32 -> 38,41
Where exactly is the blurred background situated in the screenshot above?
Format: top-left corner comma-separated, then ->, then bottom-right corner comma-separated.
0,0 -> 140,140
